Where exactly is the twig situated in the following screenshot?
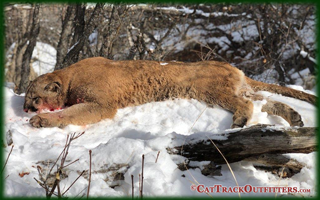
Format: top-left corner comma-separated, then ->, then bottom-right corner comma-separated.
45,132 -> 84,198
140,154 -> 144,198
34,178 -> 59,197
34,177 -> 50,194
188,107 -> 207,133
2,145 -> 14,173
131,175 -> 134,199
62,170 -> 86,196
155,151 -> 160,163
47,136 -> 71,198
79,193 -> 86,199
72,131 -> 86,140
61,133 -> 81,167
62,158 -> 80,169
48,136 -> 70,177
275,167 -> 286,198
138,174 -> 141,197
48,178 -> 60,198
207,136 -> 241,198
87,150 -> 92,199
57,176 -> 61,198
56,166 -> 62,198
74,186 -> 88,198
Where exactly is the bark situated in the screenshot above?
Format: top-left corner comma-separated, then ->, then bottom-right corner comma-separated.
246,153 -> 306,178
55,5 -> 74,70
13,7 -> 31,89
61,3 -> 104,68
167,124 -> 316,165
17,4 -> 40,94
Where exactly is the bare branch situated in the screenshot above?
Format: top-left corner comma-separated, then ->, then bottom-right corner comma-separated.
87,150 -> 92,199
2,145 -> 14,174
62,170 -> 86,196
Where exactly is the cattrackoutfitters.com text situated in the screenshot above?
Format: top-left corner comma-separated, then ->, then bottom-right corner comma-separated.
190,184 -> 311,194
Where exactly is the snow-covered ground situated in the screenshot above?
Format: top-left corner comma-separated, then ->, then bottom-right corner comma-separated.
3,84 -> 316,197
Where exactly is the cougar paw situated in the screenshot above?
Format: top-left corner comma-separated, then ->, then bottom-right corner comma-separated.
231,116 -> 247,128
288,109 -> 304,127
30,115 -> 50,128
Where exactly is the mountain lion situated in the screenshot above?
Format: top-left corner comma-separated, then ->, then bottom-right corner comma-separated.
23,57 -> 316,128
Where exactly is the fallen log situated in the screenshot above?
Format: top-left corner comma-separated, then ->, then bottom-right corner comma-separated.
246,154 -> 305,178
167,124 -> 316,165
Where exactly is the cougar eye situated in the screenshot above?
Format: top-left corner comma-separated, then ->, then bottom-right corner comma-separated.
33,97 -> 40,104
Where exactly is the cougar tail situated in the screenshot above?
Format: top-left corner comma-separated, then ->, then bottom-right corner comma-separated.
245,77 -> 317,106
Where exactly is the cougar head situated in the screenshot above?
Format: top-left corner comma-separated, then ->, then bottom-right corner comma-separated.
23,73 -> 64,113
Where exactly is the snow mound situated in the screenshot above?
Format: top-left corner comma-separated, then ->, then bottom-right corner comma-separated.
3,86 -> 316,197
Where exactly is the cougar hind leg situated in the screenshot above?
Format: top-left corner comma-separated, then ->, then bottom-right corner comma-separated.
261,100 -> 304,127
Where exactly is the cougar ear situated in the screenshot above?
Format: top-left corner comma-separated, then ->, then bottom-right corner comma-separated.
44,82 -> 61,93
26,80 -> 33,92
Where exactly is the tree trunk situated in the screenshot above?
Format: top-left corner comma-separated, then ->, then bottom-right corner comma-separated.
12,7 -> 31,89
55,5 -> 74,70
16,4 -> 40,94
61,3 -> 104,69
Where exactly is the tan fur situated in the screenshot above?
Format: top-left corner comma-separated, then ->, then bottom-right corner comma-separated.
261,100 -> 304,127
24,57 -> 316,128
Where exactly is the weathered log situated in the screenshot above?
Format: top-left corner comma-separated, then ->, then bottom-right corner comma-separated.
167,124 -> 316,165
246,154 -> 305,178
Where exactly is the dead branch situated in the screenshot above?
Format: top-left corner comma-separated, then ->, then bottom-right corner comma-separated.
62,170 -> 86,196
155,151 -> 160,163
140,154 -> 144,198
131,175 -> 134,198
87,150 -> 92,199
138,174 -> 141,197
34,132 -> 85,199
2,145 -> 14,173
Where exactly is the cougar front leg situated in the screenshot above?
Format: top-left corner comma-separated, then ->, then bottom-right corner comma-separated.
29,102 -> 117,128
261,100 -> 303,127
231,99 -> 254,128
206,92 -> 254,128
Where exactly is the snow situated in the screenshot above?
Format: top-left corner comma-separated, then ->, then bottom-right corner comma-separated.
300,50 -> 317,64
252,68 -> 280,84
6,42 -> 56,76
89,30 -> 98,46
158,15 -> 261,55
31,42 -> 57,75
157,6 -> 247,18
3,84 -> 316,197
300,50 -> 308,58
